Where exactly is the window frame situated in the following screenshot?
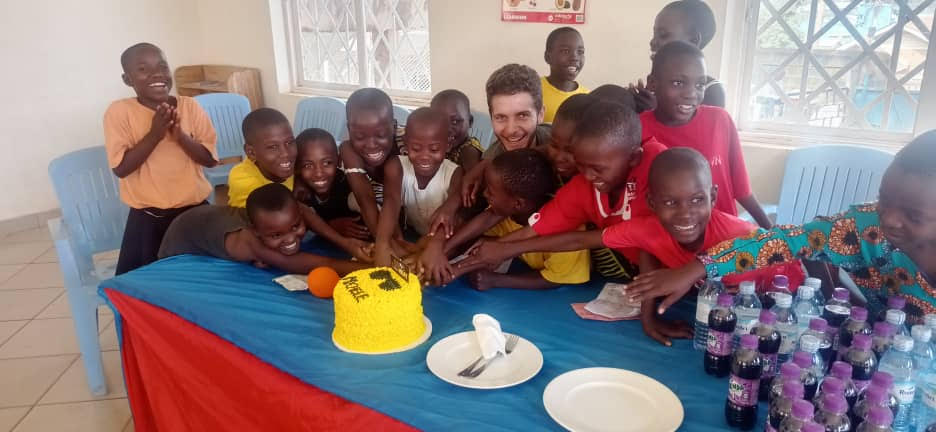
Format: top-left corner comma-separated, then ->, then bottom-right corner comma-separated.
280,0 -> 432,105
724,0 -> 936,148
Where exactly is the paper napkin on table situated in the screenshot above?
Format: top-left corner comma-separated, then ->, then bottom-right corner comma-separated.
472,314 -> 506,360
582,282 -> 642,320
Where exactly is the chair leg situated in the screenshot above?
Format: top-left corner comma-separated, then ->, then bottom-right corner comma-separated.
68,290 -> 108,396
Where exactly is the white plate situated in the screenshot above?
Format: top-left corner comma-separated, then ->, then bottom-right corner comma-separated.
333,316 -> 432,355
426,331 -> 543,389
543,368 -> 683,432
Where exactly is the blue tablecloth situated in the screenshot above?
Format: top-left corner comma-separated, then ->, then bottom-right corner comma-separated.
101,254 -> 767,431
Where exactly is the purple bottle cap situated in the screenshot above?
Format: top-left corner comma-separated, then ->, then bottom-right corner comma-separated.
793,351 -> 813,368
888,296 -> 906,310
874,321 -> 895,337
864,385 -> 888,405
740,334 -> 758,350
809,318 -> 828,332
871,371 -> 894,390
850,306 -> 868,321
782,380 -> 805,399
821,376 -> 844,395
780,363 -> 802,380
773,275 -> 789,289
792,399 -> 815,419
801,422 -> 824,432
717,293 -> 734,307
759,309 -> 777,325
833,288 -> 849,301
852,333 -> 872,351
867,405 -> 894,427
830,361 -> 853,380
822,393 -> 848,414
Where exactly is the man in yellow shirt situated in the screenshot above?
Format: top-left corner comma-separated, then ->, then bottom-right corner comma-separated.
227,108 -> 296,208
541,27 -> 589,123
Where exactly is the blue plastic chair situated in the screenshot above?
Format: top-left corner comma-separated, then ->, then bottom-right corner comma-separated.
195,93 -> 251,203
293,97 -> 347,140
47,146 -> 129,396
469,109 -> 495,150
769,144 -> 894,225
393,104 -> 411,127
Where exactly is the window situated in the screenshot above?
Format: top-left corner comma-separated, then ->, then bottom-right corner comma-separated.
284,0 -> 431,100
735,0 -> 935,142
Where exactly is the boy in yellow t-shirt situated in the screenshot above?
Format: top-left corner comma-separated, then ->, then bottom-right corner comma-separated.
541,27 -> 588,123
227,108 -> 296,208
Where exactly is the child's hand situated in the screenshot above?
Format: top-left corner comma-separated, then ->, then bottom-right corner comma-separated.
458,239 -> 506,270
428,206 -> 457,239
629,79 -> 656,113
467,270 -> 495,291
149,102 -> 175,139
623,263 -> 703,314
417,243 -> 454,286
329,216 -> 370,240
640,307 -> 692,347
461,166 -> 484,208
292,182 -> 312,203
344,238 -> 374,264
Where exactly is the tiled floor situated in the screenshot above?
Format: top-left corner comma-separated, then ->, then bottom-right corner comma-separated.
0,227 -> 133,432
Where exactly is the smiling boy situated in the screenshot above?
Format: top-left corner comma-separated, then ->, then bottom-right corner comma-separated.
541,27 -> 589,123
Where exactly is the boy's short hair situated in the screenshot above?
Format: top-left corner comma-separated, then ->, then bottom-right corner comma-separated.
651,40 -> 705,77
246,183 -> 295,224
404,107 -> 448,136
242,108 -> 290,143
545,27 -> 581,51
573,100 -> 641,150
589,84 -> 637,112
430,89 -> 470,110
120,42 -> 161,71
491,148 -> 557,208
554,93 -> 595,125
485,64 -> 543,112
648,147 -> 713,190
894,130 -> 936,177
346,87 -> 393,118
662,0 -> 717,49
296,128 -> 337,153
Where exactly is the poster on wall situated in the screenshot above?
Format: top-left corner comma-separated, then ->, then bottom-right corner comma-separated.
501,0 -> 586,24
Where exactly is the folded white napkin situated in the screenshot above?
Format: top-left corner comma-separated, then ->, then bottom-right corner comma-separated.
584,282 -> 641,319
473,314 -> 507,360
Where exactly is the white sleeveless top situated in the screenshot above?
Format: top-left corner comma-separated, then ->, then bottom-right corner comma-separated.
399,156 -> 459,235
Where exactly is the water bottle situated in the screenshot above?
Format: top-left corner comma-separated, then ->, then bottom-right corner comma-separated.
773,293 -> 799,365
815,393 -> 851,431
912,325 -> 934,372
878,335 -> 916,431
801,318 -> 835,373
793,350 -> 821,400
734,281 -> 763,349
778,399 -> 816,431
856,405 -> 895,432
887,310 -> 910,338
767,380 -> 805,432
925,314 -> 936,353
824,288 -> 852,354
726,334 -> 762,430
876,296 -> 907,324
800,334 -> 827,379
794,285 -> 822,335
853,385 -> 892,429
873,322 -> 897,362
915,329 -> 936,432
812,376 -> 844,412
804,277 -> 826,307
845,334 -> 878,393
753,309 -> 782,401
706,293 -> 737,377
762,274 -> 792,311
829,361 -> 858,409
694,277 -> 724,350
838,306 -> 872,361
769,362 -> 803,404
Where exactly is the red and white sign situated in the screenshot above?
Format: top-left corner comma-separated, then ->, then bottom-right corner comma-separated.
501,0 -> 586,25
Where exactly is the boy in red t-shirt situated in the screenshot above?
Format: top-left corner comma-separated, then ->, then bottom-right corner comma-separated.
641,41 -> 771,229
459,100 -> 666,282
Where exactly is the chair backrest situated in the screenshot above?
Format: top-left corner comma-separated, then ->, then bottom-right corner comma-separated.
48,146 -> 129,258
293,97 -> 347,140
392,104 -> 411,127
194,93 -> 250,160
776,144 -> 894,225
469,110 -> 495,150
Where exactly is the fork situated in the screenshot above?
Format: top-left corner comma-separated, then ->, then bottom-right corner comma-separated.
463,335 -> 520,379
457,334 -> 519,377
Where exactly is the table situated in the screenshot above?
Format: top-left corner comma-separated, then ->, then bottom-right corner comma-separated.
101,254 -> 769,431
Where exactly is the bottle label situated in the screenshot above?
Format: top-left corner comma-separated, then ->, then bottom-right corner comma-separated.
696,302 -> 713,323
760,353 -> 778,377
707,330 -> 732,356
777,324 -> 798,355
736,319 -> 757,337
894,381 -> 916,404
924,385 -> 936,409
728,375 -> 759,407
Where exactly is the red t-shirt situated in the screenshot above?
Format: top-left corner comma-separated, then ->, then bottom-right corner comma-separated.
600,209 -> 757,269
640,106 -> 752,216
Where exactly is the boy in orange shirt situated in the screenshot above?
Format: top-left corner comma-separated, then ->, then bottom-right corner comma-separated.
104,42 -> 218,274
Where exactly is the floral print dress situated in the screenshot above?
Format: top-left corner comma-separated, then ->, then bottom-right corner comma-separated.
700,203 -> 935,321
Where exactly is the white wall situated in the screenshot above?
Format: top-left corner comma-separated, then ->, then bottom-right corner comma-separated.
0,0 -> 204,220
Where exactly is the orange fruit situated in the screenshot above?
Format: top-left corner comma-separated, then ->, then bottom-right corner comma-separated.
308,267 -> 340,298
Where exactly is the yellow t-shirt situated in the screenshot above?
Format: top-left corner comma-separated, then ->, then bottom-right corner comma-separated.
485,217 -> 590,285
541,76 -> 589,124
227,159 -> 294,208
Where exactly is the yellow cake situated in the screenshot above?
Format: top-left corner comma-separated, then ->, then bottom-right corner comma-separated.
332,267 -> 426,353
